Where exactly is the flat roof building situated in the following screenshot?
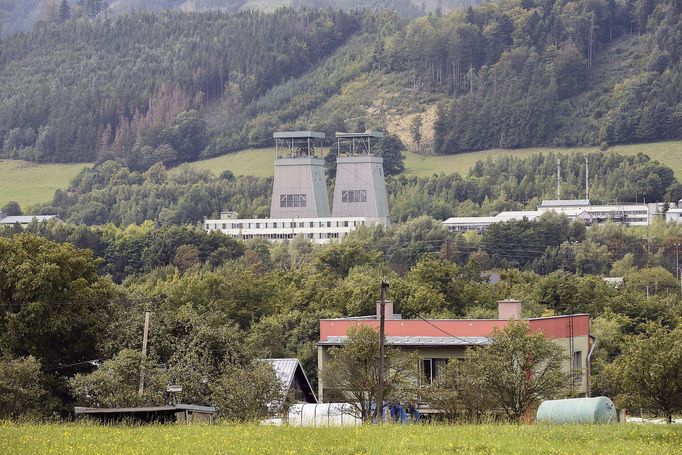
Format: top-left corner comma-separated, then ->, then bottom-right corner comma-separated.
74,404 -> 216,424
317,299 -> 592,412
205,214 -> 385,244
444,200 -> 658,233
0,214 -> 62,227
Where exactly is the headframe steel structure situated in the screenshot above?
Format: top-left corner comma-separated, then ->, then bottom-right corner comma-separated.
331,131 -> 389,223
270,131 -> 331,218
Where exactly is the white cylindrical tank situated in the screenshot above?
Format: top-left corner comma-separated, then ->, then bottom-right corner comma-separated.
537,397 -> 618,424
288,403 -> 362,427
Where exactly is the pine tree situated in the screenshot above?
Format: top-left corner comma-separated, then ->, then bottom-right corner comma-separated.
59,0 -> 71,23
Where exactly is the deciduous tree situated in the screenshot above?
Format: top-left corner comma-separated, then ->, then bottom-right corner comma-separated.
603,323 -> 682,423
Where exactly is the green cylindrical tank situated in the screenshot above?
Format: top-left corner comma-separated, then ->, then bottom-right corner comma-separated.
536,397 -> 618,424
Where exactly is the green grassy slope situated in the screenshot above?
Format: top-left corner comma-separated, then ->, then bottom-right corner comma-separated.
186,141 -> 682,178
187,148 -> 275,177
0,160 -> 90,208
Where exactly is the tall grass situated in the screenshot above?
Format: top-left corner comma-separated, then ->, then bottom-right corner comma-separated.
1,421 -> 681,454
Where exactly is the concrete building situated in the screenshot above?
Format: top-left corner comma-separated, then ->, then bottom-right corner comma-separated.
444,199 -> 658,233
664,200 -> 682,223
317,300 -> 592,412
205,213 -> 385,244
270,131 -> 330,218
331,131 -> 389,224
443,211 -> 540,233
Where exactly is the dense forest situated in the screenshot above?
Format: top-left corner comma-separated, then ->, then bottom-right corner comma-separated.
0,0 -> 478,36
1,1 -> 681,166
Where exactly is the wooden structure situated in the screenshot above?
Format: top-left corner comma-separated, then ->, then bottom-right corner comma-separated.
74,404 -> 216,424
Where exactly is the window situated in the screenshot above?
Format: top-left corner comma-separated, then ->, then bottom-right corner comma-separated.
280,194 -> 307,207
421,358 -> 449,384
573,351 -> 583,381
342,189 -> 367,203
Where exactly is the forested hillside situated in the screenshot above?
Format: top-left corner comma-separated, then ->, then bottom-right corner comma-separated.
1,1 -> 680,167
0,9 -> 362,164
0,0 -> 479,36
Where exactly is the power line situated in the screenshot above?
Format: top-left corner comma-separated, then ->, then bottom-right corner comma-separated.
417,316 -> 487,346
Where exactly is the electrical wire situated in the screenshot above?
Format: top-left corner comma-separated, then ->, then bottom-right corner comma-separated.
417,316 -> 487,346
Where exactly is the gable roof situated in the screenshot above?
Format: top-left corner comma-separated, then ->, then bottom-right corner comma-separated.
262,358 -> 317,407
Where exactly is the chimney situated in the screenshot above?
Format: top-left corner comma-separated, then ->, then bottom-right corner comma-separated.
376,300 -> 394,320
498,299 -> 522,319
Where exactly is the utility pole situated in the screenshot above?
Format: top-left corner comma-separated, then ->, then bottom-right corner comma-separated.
557,159 -> 561,199
377,280 -> 389,423
138,311 -> 151,397
675,242 -> 682,297
585,156 -> 589,200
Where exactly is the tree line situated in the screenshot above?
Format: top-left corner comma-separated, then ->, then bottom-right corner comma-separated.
14,151 -> 677,227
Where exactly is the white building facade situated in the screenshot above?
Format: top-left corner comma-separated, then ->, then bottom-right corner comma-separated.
204,214 -> 384,243
444,200 -> 660,233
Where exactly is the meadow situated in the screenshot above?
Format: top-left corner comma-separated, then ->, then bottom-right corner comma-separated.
0,160 -> 90,209
1,422 -> 681,454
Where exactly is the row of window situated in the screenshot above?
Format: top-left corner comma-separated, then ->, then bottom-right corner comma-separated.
280,190 -> 371,207
236,232 -> 343,240
206,220 -> 364,230
280,194 -> 307,208
421,354 -> 583,385
341,189 -> 367,203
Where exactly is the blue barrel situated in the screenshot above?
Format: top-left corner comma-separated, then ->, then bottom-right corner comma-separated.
536,397 -> 618,424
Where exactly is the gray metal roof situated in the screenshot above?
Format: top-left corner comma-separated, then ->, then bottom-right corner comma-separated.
74,404 -> 216,414
335,131 -> 384,138
273,131 -> 325,139
262,358 -> 317,403
0,215 -> 60,224
320,336 -> 490,346
539,199 -> 591,207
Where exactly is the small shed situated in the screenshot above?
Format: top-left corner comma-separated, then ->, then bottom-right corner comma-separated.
74,404 -> 216,424
261,358 -> 317,412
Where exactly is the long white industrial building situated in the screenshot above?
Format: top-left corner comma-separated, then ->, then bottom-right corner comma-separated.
443,199 -> 661,233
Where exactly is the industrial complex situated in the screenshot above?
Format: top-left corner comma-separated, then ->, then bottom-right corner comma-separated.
204,130 -> 389,243
443,199 -> 662,233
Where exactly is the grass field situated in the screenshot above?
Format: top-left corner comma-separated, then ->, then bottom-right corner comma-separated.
188,141 -> 682,179
1,422 -> 681,454
0,160 -> 90,208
